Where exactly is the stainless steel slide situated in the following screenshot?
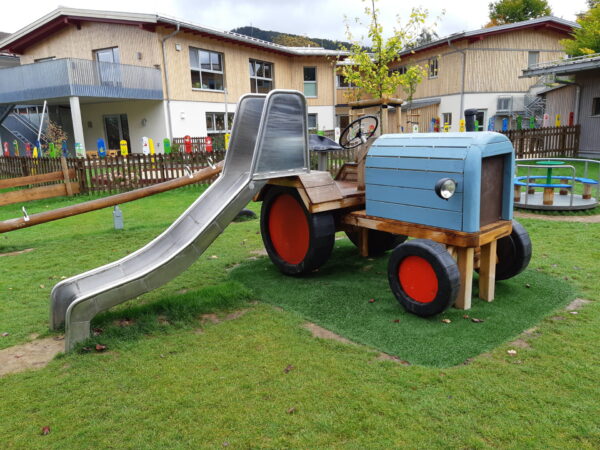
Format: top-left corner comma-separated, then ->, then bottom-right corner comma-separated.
50,90 -> 310,351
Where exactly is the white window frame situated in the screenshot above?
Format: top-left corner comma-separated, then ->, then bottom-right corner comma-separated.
592,97 -> 600,117
307,113 -> 318,130
206,112 -> 234,133
336,74 -> 355,88
190,47 -> 225,92
249,59 -> 274,94
303,67 -> 317,98
442,112 -> 452,126
428,57 -> 438,79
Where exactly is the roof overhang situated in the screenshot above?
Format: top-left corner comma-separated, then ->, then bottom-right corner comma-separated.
522,55 -> 600,77
0,7 -> 347,58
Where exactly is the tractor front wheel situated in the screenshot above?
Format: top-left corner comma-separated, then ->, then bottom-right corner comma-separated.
260,186 -> 335,276
388,239 -> 460,317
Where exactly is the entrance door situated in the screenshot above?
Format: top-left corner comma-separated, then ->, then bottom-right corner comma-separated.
95,47 -> 121,86
476,110 -> 486,131
103,114 -> 130,150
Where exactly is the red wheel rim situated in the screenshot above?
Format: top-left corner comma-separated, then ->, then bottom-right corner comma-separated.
398,255 -> 438,303
268,194 -> 309,264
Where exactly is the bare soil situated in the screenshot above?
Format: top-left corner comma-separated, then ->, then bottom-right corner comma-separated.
0,336 -> 64,377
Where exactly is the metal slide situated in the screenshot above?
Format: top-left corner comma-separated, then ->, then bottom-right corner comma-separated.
50,90 -> 310,351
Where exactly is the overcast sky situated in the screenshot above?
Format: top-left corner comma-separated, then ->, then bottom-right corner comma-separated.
1,0 -> 589,42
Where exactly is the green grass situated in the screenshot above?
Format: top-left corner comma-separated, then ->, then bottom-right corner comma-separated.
0,189 -> 600,447
232,240 -> 575,367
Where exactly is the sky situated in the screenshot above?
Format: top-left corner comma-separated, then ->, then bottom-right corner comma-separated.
0,0 -> 590,42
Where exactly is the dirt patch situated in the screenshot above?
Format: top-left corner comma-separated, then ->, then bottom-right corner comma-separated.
514,211 -> 600,223
0,248 -> 35,257
565,298 -> 592,311
0,336 -> 64,377
250,249 -> 268,256
374,353 -> 411,365
200,313 -> 221,324
199,308 -> 251,325
303,322 -> 355,345
509,339 -> 531,349
225,309 -> 250,321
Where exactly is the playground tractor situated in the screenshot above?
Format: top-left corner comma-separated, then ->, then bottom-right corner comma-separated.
255,115 -> 532,317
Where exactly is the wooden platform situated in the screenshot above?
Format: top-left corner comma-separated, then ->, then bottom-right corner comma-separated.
342,211 -> 512,310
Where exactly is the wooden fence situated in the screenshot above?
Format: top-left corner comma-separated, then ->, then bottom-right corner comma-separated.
0,151 -> 225,195
500,125 -> 580,159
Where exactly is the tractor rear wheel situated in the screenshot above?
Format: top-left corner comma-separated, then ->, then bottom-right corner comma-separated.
388,239 -> 460,317
260,186 -> 335,276
494,220 -> 532,281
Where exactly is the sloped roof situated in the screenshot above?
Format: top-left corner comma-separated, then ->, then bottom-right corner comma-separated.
0,7 -> 347,57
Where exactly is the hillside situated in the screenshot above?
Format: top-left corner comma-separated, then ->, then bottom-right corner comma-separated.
231,26 -> 351,50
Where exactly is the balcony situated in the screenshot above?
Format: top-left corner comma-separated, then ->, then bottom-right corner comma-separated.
0,58 -> 163,104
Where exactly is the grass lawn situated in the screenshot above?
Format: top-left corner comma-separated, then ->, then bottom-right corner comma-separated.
1,187 -> 600,447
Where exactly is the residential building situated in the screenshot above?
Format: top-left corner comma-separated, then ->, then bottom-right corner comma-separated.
0,8 -> 343,154
522,53 -> 600,158
335,16 -> 577,133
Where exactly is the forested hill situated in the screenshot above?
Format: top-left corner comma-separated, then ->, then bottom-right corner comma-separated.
231,26 -> 351,50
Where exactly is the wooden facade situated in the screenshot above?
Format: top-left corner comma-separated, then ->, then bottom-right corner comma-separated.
18,21 -> 337,107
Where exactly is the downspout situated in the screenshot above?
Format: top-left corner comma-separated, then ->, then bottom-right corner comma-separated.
574,84 -> 581,125
161,23 -> 180,140
448,39 -> 466,124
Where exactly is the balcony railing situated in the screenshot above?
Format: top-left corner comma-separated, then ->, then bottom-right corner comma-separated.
0,58 -> 163,104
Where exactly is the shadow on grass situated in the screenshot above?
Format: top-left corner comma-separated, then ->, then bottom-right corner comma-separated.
231,240 -> 576,367
70,281 -> 253,353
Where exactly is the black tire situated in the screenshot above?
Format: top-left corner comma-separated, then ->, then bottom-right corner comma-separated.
233,208 -> 257,222
495,220 -> 532,281
345,230 -> 407,257
388,239 -> 460,317
260,186 -> 335,276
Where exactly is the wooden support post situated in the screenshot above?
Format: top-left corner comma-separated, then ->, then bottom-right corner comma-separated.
478,240 -> 497,302
583,183 -> 593,200
559,179 -> 569,196
543,187 -> 554,205
359,227 -> 369,257
60,156 -> 74,196
514,185 -> 521,202
381,106 -> 389,134
455,247 -> 474,310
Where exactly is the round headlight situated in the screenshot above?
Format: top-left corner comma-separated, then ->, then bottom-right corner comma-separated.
435,178 -> 457,200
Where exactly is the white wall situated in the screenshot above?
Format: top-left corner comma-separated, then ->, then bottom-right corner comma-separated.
168,100 -> 237,138
80,100 -> 167,153
308,105 -> 335,131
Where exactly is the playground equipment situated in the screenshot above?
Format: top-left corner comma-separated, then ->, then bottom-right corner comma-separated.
51,90 -> 310,350
514,158 -> 599,211
49,90 -> 532,351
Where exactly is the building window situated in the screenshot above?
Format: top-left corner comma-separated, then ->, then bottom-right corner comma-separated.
528,51 -> 540,68
497,96 -> 512,112
103,114 -> 130,150
336,114 -> 350,129
304,67 -> 317,97
475,110 -> 486,131
592,98 -> 600,116
249,59 -> 273,93
206,112 -> 234,133
95,47 -> 120,64
428,57 -> 438,79
336,75 -> 354,88
94,47 -> 121,86
442,112 -> 452,126
307,113 -> 318,130
391,65 -> 407,75
190,47 -> 224,91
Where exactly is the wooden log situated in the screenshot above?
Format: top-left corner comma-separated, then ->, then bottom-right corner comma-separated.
559,179 -> 569,196
583,183 -> 593,200
60,157 -> 74,196
478,240 -> 497,302
514,184 -> 521,202
0,161 -> 223,234
543,187 -> 554,205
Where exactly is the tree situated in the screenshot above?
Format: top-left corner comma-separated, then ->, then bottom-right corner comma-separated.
588,0 -> 599,8
487,0 -> 552,26
338,0 -> 430,101
561,4 -> 600,56
273,34 -> 319,47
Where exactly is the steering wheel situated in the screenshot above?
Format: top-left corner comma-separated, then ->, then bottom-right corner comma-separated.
339,115 -> 379,149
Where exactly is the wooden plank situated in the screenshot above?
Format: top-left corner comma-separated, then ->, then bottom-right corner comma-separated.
365,167 -> 464,192
0,170 -> 72,189
367,200 -> 463,232
267,178 -> 303,188
309,196 -> 365,214
455,247 -> 474,310
478,240 -> 497,302
0,182 -> 80,206
304,183 -> 344,204
60,157 -> 74,196
359,227 -> 369,257
366,155 -> 465,172
297,171 -> 337,188
366,184 -> 463,212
